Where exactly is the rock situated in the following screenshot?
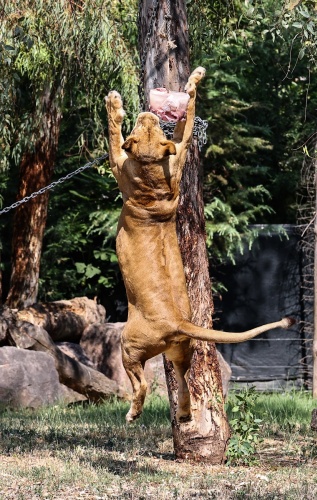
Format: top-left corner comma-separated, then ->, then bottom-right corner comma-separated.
217,350 -> 232,399
16,297 -> 106,341
0,346 -> 86,409
56,342 -> 96,369
10,321 -> 125,403
80,323 -> 167,396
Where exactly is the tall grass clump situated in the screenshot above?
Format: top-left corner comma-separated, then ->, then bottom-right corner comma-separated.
252,389 -> 315,435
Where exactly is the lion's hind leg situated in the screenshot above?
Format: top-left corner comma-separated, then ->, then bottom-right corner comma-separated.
122,345 -> 148,423
173,360 -> 192,422
167,342 -> 194,423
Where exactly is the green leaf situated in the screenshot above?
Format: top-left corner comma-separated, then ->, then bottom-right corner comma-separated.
75,262 -> 86,274
307,23 -> 315,35
84,264 -> 101,279
299,8 -> 310,18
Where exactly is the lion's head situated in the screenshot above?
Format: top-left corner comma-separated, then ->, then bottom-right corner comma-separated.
122,112 -> 176,163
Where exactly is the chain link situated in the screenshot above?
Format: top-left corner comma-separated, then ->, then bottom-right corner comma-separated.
160,117 -> 208,151
165,0 -> 172,43
0,153 -> 109,216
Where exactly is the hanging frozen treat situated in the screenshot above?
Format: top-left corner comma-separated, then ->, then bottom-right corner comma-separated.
149,88 -> 190,122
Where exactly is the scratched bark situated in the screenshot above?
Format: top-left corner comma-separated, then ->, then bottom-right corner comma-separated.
139,0 -> 230,463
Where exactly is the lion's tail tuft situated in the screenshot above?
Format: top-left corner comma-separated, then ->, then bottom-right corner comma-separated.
281,317 -> 296,329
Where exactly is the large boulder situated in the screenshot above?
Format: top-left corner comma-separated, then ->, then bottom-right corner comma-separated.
16,297 -> 106,341
80,322 -> 231,397
0,346 -> 86,409
217,350 -> 231,399
56,342 -> 96,369
80,323 -> 167,396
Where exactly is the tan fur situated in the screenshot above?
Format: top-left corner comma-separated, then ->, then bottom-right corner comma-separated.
105,67 -> 293,423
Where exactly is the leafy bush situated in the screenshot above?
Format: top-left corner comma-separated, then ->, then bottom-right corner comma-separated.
226,385 -> 263,465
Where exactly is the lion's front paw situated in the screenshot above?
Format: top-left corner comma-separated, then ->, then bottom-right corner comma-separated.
105,90 -> 125,123
185,66 -> 206,96
185,80 -> 195,97
190,66 -> 206,84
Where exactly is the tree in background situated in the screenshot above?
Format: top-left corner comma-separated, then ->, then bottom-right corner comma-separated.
0,0 -> 138,307
190,1 -> 317,269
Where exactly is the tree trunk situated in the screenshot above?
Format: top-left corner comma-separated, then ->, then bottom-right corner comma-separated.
313,150 -> 317,398
6,82 -> 64,309
139,0 -> 230,463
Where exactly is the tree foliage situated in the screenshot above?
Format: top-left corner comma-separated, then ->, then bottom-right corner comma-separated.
0,0 -> 316,314
0,0 -> 138,306
191,0 -> 317,268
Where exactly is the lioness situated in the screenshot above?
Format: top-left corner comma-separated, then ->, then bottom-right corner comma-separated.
105,67 -> 293,423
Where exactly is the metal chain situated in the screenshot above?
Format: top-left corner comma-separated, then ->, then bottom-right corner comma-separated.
165,0 -> 172,43
138,0 -> 159,111
160,117 -> 208,151
0,153 -> 109,216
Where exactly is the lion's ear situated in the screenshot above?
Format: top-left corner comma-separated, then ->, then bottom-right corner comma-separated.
122,136 -> 139,152
160,140 -> 176,156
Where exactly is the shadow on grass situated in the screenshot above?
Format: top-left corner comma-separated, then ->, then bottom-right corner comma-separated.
85,455 -> 173,477
0,397 -> 173,460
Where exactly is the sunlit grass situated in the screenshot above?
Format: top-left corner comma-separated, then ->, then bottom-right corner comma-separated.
0,392 -> 317,499
254,390 -> 315,433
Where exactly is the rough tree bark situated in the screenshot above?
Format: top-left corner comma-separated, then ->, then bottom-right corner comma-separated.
313,146 -> 317,398
139,0 -> 230,462
6,82 -> 64,309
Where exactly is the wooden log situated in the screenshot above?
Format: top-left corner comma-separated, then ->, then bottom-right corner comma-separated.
9,319 -> 126,403
16,297 -> 106,341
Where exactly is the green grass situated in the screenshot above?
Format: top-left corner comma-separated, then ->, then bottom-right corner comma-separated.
255,391 -> 316,433
0,392 -> 317,499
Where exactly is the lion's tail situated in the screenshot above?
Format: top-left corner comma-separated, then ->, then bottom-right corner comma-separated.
179,317 -> 295,344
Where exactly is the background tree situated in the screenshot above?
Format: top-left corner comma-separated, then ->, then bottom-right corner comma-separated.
0,0 -> 138,307
2,0 -> 314,314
